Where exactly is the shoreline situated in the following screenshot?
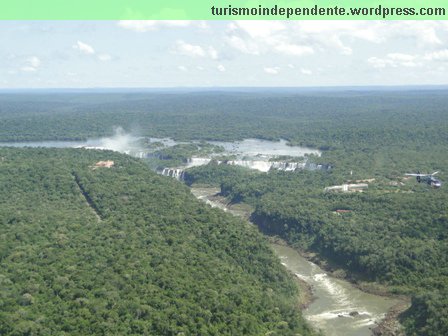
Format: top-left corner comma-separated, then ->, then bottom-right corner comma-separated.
268,236 -> 410,336
191,186 -> 409,336
289,267 -> 316,310
372,301 -> 409,336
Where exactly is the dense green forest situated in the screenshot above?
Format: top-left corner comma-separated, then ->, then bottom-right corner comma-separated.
1,90 -> 446,176
185,163 -> 448,336
1,89 -> 447,335
147,143 -> 225,170
0,90 -> 446,149
0,147 -> 313,335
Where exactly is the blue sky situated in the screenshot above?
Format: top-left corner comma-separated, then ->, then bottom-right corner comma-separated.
1,20 -> 448,88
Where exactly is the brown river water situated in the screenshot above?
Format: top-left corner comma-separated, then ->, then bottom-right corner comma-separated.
191,187 -> 400,336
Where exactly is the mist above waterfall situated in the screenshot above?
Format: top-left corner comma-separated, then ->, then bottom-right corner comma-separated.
91,127 -> 142,153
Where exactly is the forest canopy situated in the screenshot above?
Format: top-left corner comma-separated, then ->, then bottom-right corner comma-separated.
1,89 -> 447,335
0,147 -> 313,336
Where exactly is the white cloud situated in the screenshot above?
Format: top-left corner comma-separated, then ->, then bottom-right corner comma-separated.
424,49 -> 448,61
387,53 -> 418,67
291,21 -> 360,55
217,64 -> 226,72
117,20 -> 205,32
301,68 -> 312,75
225,35 -> 260,55
4,21 -> 448,88
174,40 -> 218,59
264,67 -> 280,75
368,53 -> 419,69
226,21 -> 314,57
273,43 -> 314,56
387,53 -> 416,62
21,66 -> 37,72
97,54 -> 112,62
293,21 -> 444,51
208,47 -> 219,60
20,56 -> 41,72
73,41 -> 95,55
231,21 -> 285,39
368,57 -> 394,69
391,22 -> 442,46
174,40 -> 204,57
28,56 -> 41,68
195,21 -> 209,30
295,21 -> 383,43
226,21 -> 448,60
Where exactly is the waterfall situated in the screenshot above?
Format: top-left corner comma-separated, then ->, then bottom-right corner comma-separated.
221,160 -> 311,172
186,157 -> 212,167
226,160 -> 273,172
160,168 -> 185,180
158,159 -> 331,179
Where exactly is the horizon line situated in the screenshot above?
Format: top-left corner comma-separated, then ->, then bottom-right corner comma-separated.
1,84 -> 448,92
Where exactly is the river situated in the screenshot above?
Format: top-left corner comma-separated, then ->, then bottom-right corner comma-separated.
0,137 -> 319,157
208,138 -> 321,157
1,138 -> 402,334
2,138 -> 399,334
191,187 -> 401,336
0,137 -> 323,174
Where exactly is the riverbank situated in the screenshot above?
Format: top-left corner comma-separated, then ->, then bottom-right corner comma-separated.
268,236 -> 410,336
191,186 -> 406,336
191,189 -> 316,310
268,236 -> 405,297
372,301 -> 409,336
294,273 -> 315,309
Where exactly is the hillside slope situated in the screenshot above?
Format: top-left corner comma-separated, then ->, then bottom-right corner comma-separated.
0,148 -> 313,336
186,164 -> 448,336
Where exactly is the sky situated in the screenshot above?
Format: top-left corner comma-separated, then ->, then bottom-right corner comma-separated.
1,20 -> 448,88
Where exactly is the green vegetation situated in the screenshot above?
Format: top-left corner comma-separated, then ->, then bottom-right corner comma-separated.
216,170 -> 448,289
148,142 -> 224,169
1,90 -> 446,156
183,163 -> 259,188
187,167 -> 448,335
0,148 -> 313,336
1,89 -> 448,335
